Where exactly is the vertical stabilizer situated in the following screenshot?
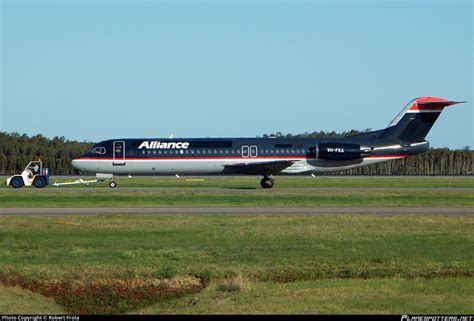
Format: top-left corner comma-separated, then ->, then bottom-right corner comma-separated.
381,97 -> 465,141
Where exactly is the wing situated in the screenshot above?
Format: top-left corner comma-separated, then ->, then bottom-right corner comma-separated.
223,160 -> 295,175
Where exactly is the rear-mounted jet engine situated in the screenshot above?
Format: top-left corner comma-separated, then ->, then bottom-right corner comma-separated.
317,143 -> 371,161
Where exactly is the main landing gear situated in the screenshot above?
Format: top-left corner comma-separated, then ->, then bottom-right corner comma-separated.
260,176 -> 274,189
109,181 -> 117,188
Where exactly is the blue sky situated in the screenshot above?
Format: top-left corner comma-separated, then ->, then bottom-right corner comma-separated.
1,0 -> 472,148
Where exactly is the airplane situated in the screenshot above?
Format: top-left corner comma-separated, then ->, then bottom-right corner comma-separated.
71,96 -> 465,188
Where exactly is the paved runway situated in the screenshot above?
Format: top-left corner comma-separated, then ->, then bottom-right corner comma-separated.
0,206 -> 472,215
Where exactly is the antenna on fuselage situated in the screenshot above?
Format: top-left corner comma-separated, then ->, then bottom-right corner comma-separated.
169,134 -> 174,139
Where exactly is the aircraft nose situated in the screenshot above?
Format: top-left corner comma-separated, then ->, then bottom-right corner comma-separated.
71,158 -> 82,170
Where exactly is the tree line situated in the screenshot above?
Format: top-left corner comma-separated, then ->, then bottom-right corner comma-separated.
0,132 -> 93,175
0,131 -> 472,175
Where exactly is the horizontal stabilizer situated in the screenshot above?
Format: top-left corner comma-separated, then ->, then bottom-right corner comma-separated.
416,101 -> 466,109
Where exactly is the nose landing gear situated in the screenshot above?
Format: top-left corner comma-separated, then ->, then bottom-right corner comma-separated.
109,181 -> 117,188
260,176 -> 274,189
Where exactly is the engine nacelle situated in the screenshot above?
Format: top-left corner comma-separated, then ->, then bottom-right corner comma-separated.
317,143 -> 369,161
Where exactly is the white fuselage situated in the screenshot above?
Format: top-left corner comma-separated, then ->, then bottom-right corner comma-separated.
72,155 -> 406,176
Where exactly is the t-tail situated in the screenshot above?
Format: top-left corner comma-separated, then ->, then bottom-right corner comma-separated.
380,97 -> 465,142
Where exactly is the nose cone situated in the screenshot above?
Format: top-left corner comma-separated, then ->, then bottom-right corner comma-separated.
71,158 -> 82,170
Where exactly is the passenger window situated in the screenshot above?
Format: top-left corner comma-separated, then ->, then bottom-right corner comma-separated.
250,145 -> 257,157
242,146 -> 250,157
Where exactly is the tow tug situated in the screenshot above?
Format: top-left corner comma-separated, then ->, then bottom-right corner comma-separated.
6,160 -> 106,188
6,160 -> 50,188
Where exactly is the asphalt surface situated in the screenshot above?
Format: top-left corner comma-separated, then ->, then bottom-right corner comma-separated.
0,206 -> 472,216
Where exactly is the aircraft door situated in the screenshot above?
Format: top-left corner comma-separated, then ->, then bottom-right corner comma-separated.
113,141 -> 126,166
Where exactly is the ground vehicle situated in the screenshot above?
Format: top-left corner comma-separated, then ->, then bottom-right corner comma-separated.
6,161 -> 50,188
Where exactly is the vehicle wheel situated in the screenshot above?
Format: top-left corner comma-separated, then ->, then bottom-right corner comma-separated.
33,177 -> 47,188
10,177 -> 24,189
109,181 -> 117,188
260,177 -> 274,189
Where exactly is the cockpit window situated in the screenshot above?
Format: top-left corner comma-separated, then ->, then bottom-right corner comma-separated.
90,147 -> 106,154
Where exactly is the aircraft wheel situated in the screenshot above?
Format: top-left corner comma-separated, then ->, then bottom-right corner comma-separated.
109,181 -> 117,188
260,177 -> 274,189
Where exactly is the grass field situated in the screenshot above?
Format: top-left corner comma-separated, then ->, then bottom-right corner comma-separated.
0,286 -> 65,314
0,176 -> 473,208
0,215 -> 473,314
134,278 -> 473,314
1,190 -> 473,208
2,277 -> 472,314
0,176 -> 472,314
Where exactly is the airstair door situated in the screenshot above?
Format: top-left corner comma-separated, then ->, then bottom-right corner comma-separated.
113,141 -> 126,166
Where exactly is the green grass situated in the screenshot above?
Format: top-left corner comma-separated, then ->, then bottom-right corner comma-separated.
1,176 -> 473,313
0,286 -> 66,314
0,215 -> 472,313
1,176 -> 472,208
1,189 -> 473,208
2,215 -> 472,280
1,175 -> 473,189
134,277 -> 474,314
